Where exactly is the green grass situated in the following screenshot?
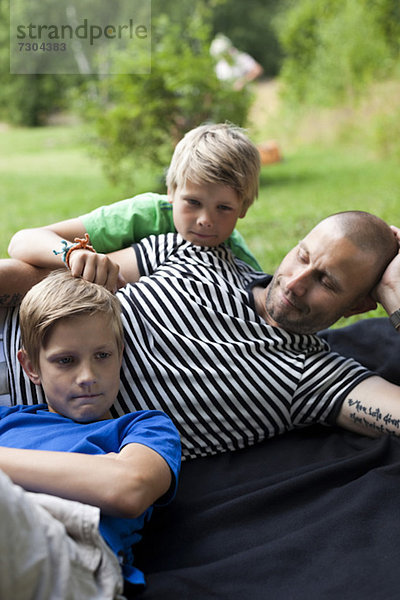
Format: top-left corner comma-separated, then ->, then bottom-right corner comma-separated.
1,123 -> 400,326
0,125 -> 127,257
238,144 -> 400,272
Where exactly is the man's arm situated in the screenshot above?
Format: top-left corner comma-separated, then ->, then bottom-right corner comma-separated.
0,442 -> 171,518
337,376 -> 400,438
0,259 -> 52,306
336,249 -> 400,437
374,251 -> 400,318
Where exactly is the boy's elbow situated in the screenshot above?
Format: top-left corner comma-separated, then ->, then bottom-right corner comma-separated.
112,485 -> 150,519
8,230 -> 22,257
108,470 -> 171,519
8,228 -> 33,258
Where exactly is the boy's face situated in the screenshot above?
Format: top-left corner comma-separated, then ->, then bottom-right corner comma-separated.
169,180 -> 247,247
22,313 -> 122,423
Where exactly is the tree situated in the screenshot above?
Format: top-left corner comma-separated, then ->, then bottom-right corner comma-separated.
212,0 -> 283,76
78,9 -> 253,191
276,0 -> 397,107
0,0 -> 88,125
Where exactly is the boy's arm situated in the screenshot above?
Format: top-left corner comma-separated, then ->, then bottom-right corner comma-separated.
8,194 -> 171,265
8,218 -> 88,267
7,194 -> 172,284
0,442 -> 171,518
8,193 -> 261,282
9,218 -> 140,290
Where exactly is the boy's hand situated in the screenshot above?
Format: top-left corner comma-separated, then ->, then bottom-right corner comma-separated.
68,250 -> 126,292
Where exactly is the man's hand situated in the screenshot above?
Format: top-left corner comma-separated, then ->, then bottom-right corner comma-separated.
375,247 -> 400,315
68,250 -> 126,292
390,225 -> 400,244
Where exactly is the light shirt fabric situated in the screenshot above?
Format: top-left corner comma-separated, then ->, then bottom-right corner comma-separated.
0,405 -> 181,587
113,234 -> 373,459
0,469 -> 126,600
3,234 -> 373,461
215,51 -> 259,82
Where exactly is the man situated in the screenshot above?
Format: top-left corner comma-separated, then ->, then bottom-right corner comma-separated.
249,211 -> 400,440
5,210 -> 400,461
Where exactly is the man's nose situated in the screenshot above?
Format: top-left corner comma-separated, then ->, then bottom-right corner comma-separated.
286,269 -> 310,296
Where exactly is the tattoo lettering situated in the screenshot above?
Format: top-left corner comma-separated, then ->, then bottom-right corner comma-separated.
383,413 -> 400,430
0,293 -> 23,307
347,398 -> 400,437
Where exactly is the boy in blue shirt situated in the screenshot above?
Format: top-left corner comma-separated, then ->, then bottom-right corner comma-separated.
0,270 -> 181,599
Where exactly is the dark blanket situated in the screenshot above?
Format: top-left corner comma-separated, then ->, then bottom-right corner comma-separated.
131,319 -> 400,600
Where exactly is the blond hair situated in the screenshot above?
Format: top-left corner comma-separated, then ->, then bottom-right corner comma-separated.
19,270 -> 124,372
166,123 -> 260,212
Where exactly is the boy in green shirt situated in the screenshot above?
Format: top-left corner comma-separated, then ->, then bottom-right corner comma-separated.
8,123 -> 262,293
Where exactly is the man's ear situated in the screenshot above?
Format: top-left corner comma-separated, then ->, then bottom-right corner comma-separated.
343,295 -> 377,318
17,349 -> 41,385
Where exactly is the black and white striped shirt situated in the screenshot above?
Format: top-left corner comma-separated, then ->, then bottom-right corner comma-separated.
113,234 -> 372,459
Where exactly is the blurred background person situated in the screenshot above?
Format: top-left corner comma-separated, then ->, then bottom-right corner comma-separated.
210,33 -> 264,91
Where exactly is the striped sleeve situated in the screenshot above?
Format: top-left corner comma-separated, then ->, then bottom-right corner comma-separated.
291,351 -> 374,427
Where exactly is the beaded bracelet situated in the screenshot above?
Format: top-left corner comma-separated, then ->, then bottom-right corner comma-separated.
53,233 -> 96,269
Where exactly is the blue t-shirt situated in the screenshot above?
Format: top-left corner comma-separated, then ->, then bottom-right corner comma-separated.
0,405 -> 181,586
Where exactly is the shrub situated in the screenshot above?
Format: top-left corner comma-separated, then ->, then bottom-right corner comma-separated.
76,11 -> 253,192
276,0 -> 396,107
0,0 -> 86,125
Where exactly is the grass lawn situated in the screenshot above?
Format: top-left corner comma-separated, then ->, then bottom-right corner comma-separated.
0,125 -> 127,257
239,144 -> 400,272
1,122 -> 400,325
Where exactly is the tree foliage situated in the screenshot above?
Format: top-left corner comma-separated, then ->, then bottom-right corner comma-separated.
151,0 -> 283,76
276,0 -> 399,106
1,0 -> 281,126
0,0 -> 88,125
211,0 -> 283,76
79,9 -> 253,191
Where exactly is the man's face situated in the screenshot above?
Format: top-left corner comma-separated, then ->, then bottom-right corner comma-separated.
36,313 -> 122,422
170,180 -> 246,247
264,221 -> 378,334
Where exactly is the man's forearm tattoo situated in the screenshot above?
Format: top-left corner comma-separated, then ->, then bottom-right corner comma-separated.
347,398 -> 400,436
0,293 -> 23,307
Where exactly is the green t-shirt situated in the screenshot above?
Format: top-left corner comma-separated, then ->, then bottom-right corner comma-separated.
81,192 -> 262,271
